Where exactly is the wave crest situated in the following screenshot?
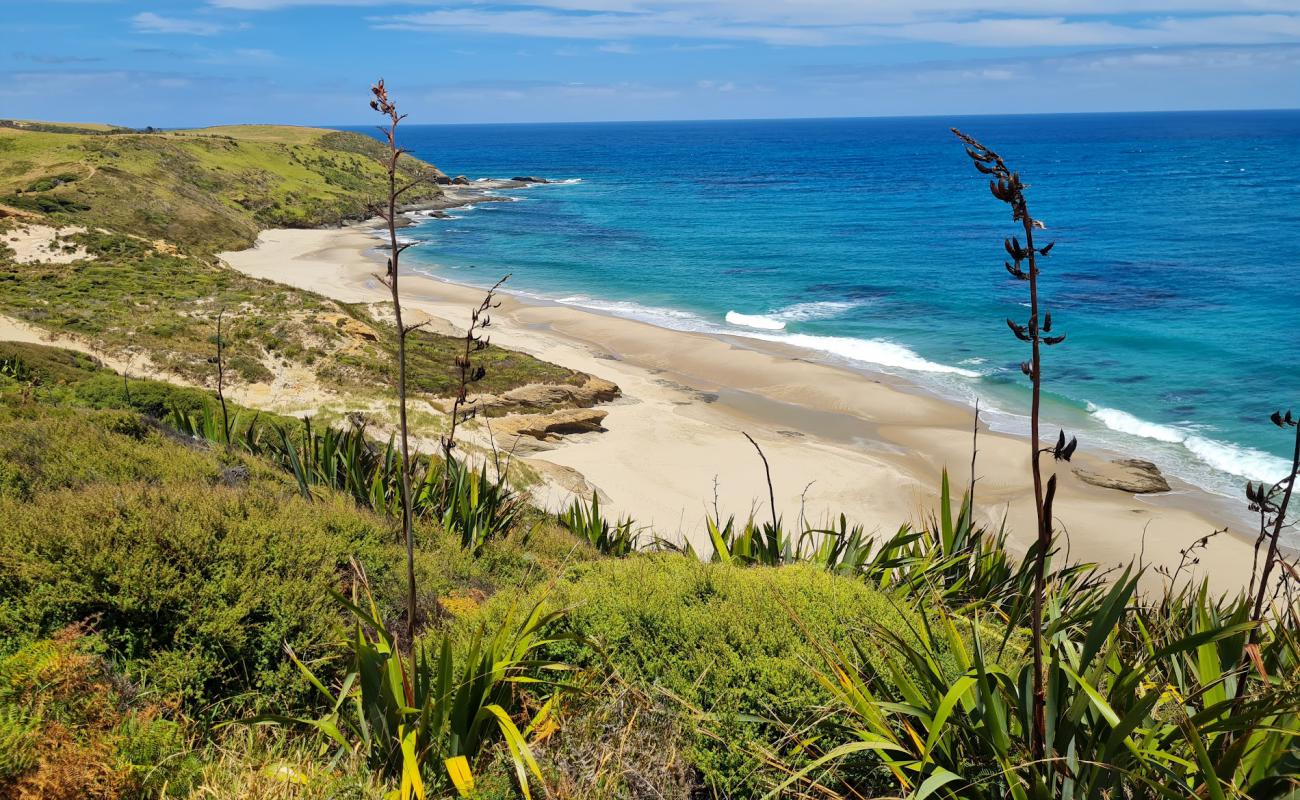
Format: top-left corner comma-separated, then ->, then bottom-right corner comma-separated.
725,311 -> 786,331
747,331 -> 981,377
1087,404 -> 1291,482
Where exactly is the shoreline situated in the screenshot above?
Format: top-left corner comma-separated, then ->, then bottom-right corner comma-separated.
219,221 -> 1268,595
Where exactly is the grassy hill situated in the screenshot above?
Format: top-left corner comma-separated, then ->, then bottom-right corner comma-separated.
0,120 -> 586,408
0,122 -> 444,252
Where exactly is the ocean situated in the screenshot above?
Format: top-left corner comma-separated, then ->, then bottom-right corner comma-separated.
345,111 -> 1300,526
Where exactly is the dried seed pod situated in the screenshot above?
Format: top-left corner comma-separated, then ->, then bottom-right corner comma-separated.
1040,242 -> 1055,255
1043,311 -> 1052,332
1271,411 -> 1284,427
1062,437 -> 1078,461
1042,474 -> 1058,531
1043,334 -> 1066,345
1007,319 -> 1030,341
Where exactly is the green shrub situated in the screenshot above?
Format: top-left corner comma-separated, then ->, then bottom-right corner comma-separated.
25,173 -> 80,193
538,555 -> 955,796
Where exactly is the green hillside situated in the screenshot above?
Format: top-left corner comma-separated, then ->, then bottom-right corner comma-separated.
0,122 -> 443,252
0,121 -> 583,405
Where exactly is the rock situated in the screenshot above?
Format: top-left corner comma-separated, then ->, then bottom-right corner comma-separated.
510,176 -> 548,184
475,376 -> 621,414
1073,458 -> 1170,494
323,313 -> 379,342
495,409 -> 608,442
451,175 -> 471,185
434,175 -> 454,185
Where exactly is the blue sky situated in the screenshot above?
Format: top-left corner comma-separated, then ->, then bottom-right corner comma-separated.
3,1 -> 1298,125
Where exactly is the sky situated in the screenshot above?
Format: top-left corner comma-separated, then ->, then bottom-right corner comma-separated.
2,1 -> 1298,126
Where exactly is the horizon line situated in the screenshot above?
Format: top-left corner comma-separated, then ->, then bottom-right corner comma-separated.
13,106 -> 1300,132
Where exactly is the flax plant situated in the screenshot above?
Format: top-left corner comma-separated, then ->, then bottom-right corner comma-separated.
952,129 -> 1077,761
369,80 -> 430,649
1246,410 -> 1300,622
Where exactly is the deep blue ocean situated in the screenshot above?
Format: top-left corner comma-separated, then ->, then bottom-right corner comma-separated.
347,111 -> 1300,511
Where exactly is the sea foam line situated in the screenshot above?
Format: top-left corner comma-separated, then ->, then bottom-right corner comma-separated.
1087,404 -> 1291,484
725,311 -> 786,330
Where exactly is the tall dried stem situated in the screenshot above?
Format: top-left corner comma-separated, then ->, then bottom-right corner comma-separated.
952,129 -> 1076,763
369,80 -> 431,652
441,276 -> 508,492
1247,411 -> 1300,621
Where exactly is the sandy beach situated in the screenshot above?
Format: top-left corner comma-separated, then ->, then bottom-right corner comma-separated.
209,222 -> 1272,595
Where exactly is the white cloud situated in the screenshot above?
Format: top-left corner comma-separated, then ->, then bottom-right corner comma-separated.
132,12 -> 227,36
359,4 -> 1300,48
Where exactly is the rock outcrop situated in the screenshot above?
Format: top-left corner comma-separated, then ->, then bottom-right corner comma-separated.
473,376 -> 621,414
510,176 -> 549,184
1073,458 -> 1171,494
494,408 -> 608,443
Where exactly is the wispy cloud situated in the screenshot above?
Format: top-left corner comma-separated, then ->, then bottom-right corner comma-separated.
132,12 -> 229,36
799,43 -> 1300,87
15,52 -> 106,65
363,4 -> 1300,48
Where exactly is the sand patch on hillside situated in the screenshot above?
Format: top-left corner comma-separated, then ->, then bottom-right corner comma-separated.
6,224 -> 89,264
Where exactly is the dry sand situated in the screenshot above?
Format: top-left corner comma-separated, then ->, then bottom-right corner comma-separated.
214,225 -> 1265,595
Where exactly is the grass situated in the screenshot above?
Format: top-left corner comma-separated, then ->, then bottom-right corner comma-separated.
0,123 -> 443,253
0,234 -> 582,396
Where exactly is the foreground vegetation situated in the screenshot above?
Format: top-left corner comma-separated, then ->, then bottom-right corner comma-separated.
1,341 -> 1296,798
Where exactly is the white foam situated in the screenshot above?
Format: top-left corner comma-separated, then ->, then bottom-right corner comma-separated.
543,297 -> 975,378
1182,437 -> 1291,484
771,300 -> 866,322
1087,404 -> 1291,483
555,295 -> 712,331
726,311 -> 786,331
1089,406 -> 1185,443
746,331 -> 981,377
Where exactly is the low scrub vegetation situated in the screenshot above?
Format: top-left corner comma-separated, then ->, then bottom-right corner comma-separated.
3,338 -> 1298,797
0,233 -> 580,396
0,123 -> 442,252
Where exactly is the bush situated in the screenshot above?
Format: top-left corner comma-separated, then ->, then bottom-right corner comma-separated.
537,554 -> 958,795
0,403 -> 436,711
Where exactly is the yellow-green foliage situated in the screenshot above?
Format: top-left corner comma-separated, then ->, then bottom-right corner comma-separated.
535,554 -> 953,795
0,123 -> 442,252
0,396 -> 572,712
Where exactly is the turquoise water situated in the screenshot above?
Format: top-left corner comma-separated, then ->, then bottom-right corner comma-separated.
346,111 -> 1300,518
